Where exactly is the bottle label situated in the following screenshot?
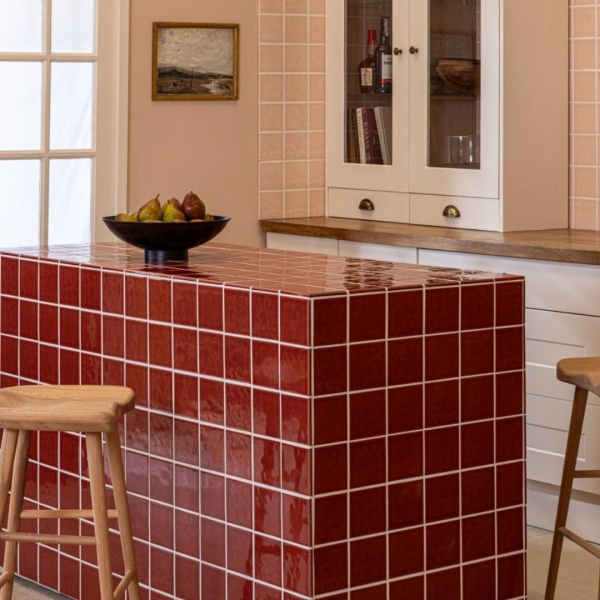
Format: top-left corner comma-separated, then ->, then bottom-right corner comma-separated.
381,55 -> 392,83
361,67 -> 373,87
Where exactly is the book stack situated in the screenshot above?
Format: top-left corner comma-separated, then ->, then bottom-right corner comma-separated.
347,106 -> 392,165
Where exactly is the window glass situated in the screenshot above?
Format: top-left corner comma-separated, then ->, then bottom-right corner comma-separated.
0,0 -> 43,52
51,0 -> 95,54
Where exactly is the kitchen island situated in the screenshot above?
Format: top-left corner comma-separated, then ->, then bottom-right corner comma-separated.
0,242 -> 525,599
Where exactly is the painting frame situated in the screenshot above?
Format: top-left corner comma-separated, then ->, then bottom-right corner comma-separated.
152,22 -> 239,101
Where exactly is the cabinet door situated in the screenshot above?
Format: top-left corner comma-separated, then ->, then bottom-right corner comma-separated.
408,0 -> 499,199
326,0 -> 409,193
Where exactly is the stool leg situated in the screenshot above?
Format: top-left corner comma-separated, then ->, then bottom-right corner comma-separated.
0,430 -> 30,600
86,433 -> 114,600
545,386 -> 588,600
0,431 -> 19,530
106,431 -> 140,600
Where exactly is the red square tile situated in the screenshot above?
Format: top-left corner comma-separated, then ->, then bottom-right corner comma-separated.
39,546 -> 58,591
59,307 -> 80,349
199,377 -> 224,424
388,290 -> 423,338
201,518 -> 226,567
173,282 -> 197,327
201,564 -> 225,599
198,284 -> 223,331
462,513 -> 495,562
175,464 -> 199,513
462,375 -> 494,422
254,438 -> 280,486
462,467 -> 495,515
174,373 -> 198,418
425,427 -> 458,475
149,458 -> 173,505
426,567 -> 460,600
40,344 -> 59,384
496,281 -> 524,327
81,311 -> 101,353
227,431 -> 252,480
426,520 -> 460,569
81,353 -> 101,385
149,413 -> 173,459
20,300 -> 38,340
388,384 -> 423,434
149,278 -> 172,323
227,526 -> 253,576
350,535 -> 386,587
104,356 -> 123,385
497,507 -> 524,554
352,585 -> 386,600
280,296 -> 309,345
497,461 -> 524,508
281,345 -> 309,395
126,451 -> 149,496
282,394 -> 310,444
20,340 -> 38,380
201,472 -> 225,519
60,349 -> 80,384
125,319 -> 148,363
255,535 -> 282,587
1,336 -> 18,376
149,324 -> 172,368
1,296 -> 18,335
313,296 -> 347,346
200,426 -> 224,472
314,444 -> 347,494
227,479 -> 252,529
314,542 -> 347,595
174,419 -> 199,466
40,303 -> 58,345
426,287 -> 459,334
39,261 -> 58,303
461,329 -> 494,376
103,315 -> 124,358
496,371 -> 524,417
462,421 -> 494,469
388,432 -> 423,481
315,493 -> 347,545
150,501 -> 174,549
350,342 -> 385,391
40,430 -> 58,467
389,480 -> 423,530
151,546 -> 174,595
350,390 -> 385,439
255,486 -> 281,537
174,327 -> 198,372
80,268 -> 100,311
282,444 -> 310,494
498,553 -> 525,599
58,555 -> 79,597
176,556 -> 200,600
252,291 -> 279,340
425,334 -> 459,381
225,336 -> 251,382
314,346 -> 347,395
496,416 -> 524,462
390,575 -> 424,600
102,271 -> 123,314
149,368 -> 172,412
350,293 -> 385,342
425,379 -> 458,427
224,288 -> 250,335
1,256 -> 18,295
282,494 -> 310,545
426,474 -> 459,523
463,559 -> 496,600
350,487 -> 385,537
253,340 -> 279,389
314,395 -> 347,444
255,582 -> 281,600
59,265 -> 79,307
350,438 -> 385,488
226,383 -> 251,430
462,284 -> 494,330
388,337 -> 423,386
125,275 -> 147,319
60,432 -> 79,473
389,527 -> 424,578
496,326 -> 524,372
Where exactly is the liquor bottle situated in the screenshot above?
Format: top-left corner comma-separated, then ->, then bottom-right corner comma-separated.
375,17 -> 392,94
358,29 -> 377,94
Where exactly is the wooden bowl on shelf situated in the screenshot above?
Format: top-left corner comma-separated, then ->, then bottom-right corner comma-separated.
435,58 -> 480,95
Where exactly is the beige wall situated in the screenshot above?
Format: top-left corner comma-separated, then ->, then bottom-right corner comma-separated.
128,0 -> 261,246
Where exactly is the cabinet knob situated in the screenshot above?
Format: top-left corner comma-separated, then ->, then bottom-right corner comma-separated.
359,199 -> 375,211
409,46 -> 419,54
443,205 -> 461,218
393,48 -> 403,55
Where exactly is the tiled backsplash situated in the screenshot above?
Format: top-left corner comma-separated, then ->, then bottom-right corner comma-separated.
260,0 -> 598,231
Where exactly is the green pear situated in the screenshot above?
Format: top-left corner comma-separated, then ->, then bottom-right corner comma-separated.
115,213 -> 137,222
137,195 -> 162,222
203,213 -> 215,221
162,201 -> 186,222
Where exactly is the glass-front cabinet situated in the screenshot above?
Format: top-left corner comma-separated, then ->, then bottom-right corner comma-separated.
326,0 -> 569,232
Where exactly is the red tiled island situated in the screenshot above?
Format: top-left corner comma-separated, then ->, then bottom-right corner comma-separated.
0,242 -> 525,599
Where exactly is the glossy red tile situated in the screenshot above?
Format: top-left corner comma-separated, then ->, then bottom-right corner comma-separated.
388,290 -> 423,338
350,293 -> 385,342
496,416 -> 524,463
252,291 -> 279,340
462,559 -> 496,600
461,421 -> 494,469
282,494 -> 309,546
462,467 -> 495,515
1,336 -> 18,376
497,506 -> 525,555
314,346 -> 347,395
281,394 -> 310,444
425,426 -> 458,475
103,315 -> 124,358
314,444 -> 347,494
174,419 -> 199,466
225,383 -> 251,430
462,512 -> 496,563
255,582 -> 281,600
125,274 -> 147,319
81,352 -> 101,385
148,278 -> 172,323
198,284 -> 223,331
389,575 -> 424,600
150,546 -> 174,595
426,287 -> 459,334
1,256 -> 18,295
349,390 -> 385,439
149,457 -> 173,504
350,341 -> 386,391
314,395 -> 347,444
201,472 -> 225,519
227,431 -> 252,480
1,296 -> 18,335
254,438 -> 280,487
175,464 -> 199,513
19,300 -> 38,340
462,374 -> 494,422
461,329 -> 494,376
350,438 -> 385,488
497,461 -> 524,509
200,425 -> 224,472
101,271 -> 123,314
314,493 -> 347,545
224,288 -> 250,335
388,384 -> 423,433
282,444 -> 310,494
280,345 -> 310,394
425,379 -> 459,427
352,585 -> 385,600
496,326 -> 524,372
173,373 -> 198,418
350,487 -> 385,537
226,479 -> 252,529
225,335 -> 251,382
314,542 -> 347,595
59,349 -> 80,384
227,574 -> 253,600
149,324 -> 172,368
173,326 -> 198,372
426,567 -> 460,600
389,432 -> 423,481
201,518 -> 226,567
149,412 -> 173,459
389,527 -> 424,578
254,486 -> 281,537
388,480 -> 422,531
20,340 -> 38,380
80,310 -> 101,353
227,526 -> 253,576
425,333 -> 459,381
462,283 -> 494,330
126,451 -> 149,496
150,501 -> 174,549
255,535 -> 282,587
350,535 -> 386,587
426,520 -> 460,570
498,553 -> 525,600
253,340 -> 279,389
426,474 -> 459,523
388,337 -> 423,386
40,303 -> 58,345
175,555 -> 200,600
80,268 -> 100,311
280,296 -> 309,345
149,368 -> 172,412
59,265 -> 79,307
496,281 -> 524,327
125,319 -> 148,363
313,296 -> 347,346
496,370 -> 524,417
172,281 -> 197,327
197,331 -> 223,377
39,261 -> 58,304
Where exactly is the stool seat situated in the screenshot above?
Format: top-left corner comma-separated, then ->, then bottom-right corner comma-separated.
557,357 -> 600,397
0,385 -> 135,432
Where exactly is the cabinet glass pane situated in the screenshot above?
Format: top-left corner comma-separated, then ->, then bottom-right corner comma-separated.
429,0 -> 480,170
0,161 -> 40,247
48,159 -> 92,245
0,0 -> 43,53
0,62 -> 42,151
345,0 -> 393,165
51,0 -> 95,54
50,62 -> 94,150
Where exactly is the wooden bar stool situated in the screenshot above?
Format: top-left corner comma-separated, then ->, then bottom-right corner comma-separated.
545,358 -> 600,599
0,385 -> 140,600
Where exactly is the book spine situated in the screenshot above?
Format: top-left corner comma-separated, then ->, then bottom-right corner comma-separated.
374,107 -> 390,165
366,108 -> 384,165
362,108 -> 374,164
356,109 -> 366,164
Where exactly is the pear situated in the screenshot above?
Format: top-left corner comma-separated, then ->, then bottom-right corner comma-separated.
162,201 -> 186,222
115,213 -> 137,222
168,196 -> 182,209
181,191 -> 206,220
137,195 -> 162,222
129,211 -> 138,220
203,213 -> 215,221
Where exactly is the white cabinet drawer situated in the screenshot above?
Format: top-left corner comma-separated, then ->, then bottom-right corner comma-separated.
328,188 -> 409,223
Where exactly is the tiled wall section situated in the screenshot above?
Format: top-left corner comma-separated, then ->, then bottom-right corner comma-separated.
258,0 -> 326,219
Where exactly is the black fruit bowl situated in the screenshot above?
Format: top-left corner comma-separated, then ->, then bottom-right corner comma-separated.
103,215 -> 231,262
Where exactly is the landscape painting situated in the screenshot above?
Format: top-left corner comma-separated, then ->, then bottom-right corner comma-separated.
152,22 -> 239,101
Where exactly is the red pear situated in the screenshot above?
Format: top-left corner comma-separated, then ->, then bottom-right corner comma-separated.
181,191 -> 206,220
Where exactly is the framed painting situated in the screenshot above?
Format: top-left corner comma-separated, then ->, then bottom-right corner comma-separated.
152,22 -> 239,101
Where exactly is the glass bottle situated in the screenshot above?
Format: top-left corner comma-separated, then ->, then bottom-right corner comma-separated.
358,29 -> 377,94
375,17 -> 392,94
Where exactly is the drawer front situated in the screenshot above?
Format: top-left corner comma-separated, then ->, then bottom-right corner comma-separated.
266,233 -> 339,256
328,187 -> 409,223
339,240 -> 418,263
410,194 -> 500,231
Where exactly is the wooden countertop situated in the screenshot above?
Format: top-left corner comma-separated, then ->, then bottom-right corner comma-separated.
260,217 -> 600,265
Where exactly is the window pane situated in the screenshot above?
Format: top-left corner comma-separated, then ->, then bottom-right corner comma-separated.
0,62 -> 42,151
50,62 -> 94,150
49,159 -> 92,245
51,0 -> 95,54
0,161 -> 40,247
0,0 -> 43,53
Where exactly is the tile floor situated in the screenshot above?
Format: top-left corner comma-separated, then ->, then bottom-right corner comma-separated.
11,527 -> 600,598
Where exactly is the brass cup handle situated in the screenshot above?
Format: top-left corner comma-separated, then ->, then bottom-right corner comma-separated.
443,205 -> 461,218
393,48 -> 403,55
359,199 -> 375,211
409,46 -> 419,54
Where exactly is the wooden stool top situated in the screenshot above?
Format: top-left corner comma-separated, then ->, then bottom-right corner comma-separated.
557,358 -> 600,397
0,386 -> 135,433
